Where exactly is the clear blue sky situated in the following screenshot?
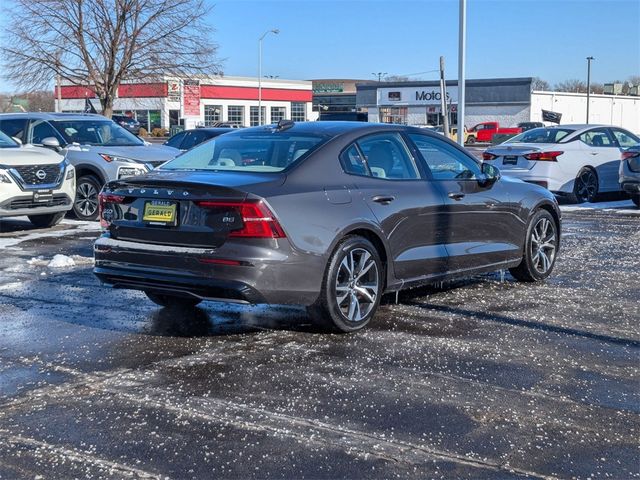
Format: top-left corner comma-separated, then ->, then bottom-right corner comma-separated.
210,0 -> 639,85
1,0 -> 638,91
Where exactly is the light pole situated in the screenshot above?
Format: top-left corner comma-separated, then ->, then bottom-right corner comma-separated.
586,56 -> 594,124
457,0 -> 467,146
371,72 -> 387,82
259,28 -> 279,125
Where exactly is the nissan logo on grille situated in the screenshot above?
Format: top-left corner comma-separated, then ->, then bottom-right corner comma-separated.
35,170 -> 47,180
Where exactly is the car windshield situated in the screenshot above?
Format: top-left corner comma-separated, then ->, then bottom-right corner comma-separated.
0,130 -> 19,148
506,127 -> 575,144
51,119 -> 143,146
160,131 -> 328,173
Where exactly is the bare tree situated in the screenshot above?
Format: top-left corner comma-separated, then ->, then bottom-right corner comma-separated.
532,77 -> 550,91
555,79 -> 587,93
2,0 -> 221,117
589,82 -> 605,94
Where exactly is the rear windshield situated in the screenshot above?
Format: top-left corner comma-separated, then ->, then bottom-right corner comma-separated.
51,120 -> 143,146
160,131 -> 328,173
0,130 -> 18,148
506,127 -> 575,144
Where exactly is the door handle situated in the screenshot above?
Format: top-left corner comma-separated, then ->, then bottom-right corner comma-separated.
448,192 -> 465,201
372,195 -> 395,204
590,152 -> 598,155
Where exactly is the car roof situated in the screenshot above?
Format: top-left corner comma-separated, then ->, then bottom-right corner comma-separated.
224,121 -> 425,137
0,112 -> 108,121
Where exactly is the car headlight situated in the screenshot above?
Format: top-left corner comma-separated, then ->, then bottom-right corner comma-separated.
99,154 -> 139,164
0,168 -> 13,184
117,166 -> 147,179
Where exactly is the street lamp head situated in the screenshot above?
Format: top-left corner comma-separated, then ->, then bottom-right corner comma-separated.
272,28 -> 280,34
587,56 -> 595,60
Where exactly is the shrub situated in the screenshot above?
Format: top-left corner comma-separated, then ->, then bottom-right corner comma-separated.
151,127 -> 168,137
138,127 -> 148,137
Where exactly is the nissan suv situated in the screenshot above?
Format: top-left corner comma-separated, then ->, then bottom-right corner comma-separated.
0,130 -> 75,228
0,113 -> 180,220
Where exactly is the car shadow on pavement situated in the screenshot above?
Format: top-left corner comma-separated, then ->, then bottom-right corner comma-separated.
145,304 -> 320,337
404,301 -> 640,348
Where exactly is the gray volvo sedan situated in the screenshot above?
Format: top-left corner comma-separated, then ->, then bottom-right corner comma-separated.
94,121 -> 561,332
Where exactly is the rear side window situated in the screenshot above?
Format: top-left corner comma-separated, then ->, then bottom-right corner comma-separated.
580,128 -> 615,147
340,145 -> 368,176
355,133 -> 421,180
0,119 -> 29,142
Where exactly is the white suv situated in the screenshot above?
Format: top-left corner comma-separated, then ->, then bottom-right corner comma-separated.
0,130 -> 75,228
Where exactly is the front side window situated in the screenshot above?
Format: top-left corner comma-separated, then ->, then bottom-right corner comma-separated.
51,120 -> 143,146
165,131 -> 186,149
409,133 -> 480,180
355,133 -> 421,180
611,128 -> 640,148
227,106 -> 244,127
579,128 -> 615,147
271,106 -> 286,123
160,131 -> 328,173
30,120 -> 64,145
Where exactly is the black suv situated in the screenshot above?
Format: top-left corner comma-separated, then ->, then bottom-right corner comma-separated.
112,115 -> 141,135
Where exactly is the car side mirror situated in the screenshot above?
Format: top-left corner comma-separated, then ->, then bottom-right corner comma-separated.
479,162 -> 501,186
12,137 -> 22,145
41,137 -> 62,151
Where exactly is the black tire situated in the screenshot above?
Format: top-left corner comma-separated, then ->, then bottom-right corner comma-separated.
466,135 -> 476,144
307,236 -> 383,333
73,175 -> 102,221
632,196 -> 640,208
510,209 -> 559,282
571,167 -> 598,203
27,212 -> 66,228
145,291 -> 202,308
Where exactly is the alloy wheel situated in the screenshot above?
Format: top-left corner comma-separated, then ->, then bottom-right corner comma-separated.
575,169 -> 598,203
335,248 -> 379,322
530,217 -> 557,275
75,181 -> 99,218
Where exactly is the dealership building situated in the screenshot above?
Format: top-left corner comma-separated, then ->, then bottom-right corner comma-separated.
57,76 -> 314,130
356,77 -> 640,132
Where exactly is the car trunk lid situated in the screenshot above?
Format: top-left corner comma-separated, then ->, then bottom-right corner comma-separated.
485,143 -> 559,170
100,171 -> 286,248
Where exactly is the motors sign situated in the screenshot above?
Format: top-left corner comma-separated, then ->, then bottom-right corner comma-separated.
377,86 -> 458,106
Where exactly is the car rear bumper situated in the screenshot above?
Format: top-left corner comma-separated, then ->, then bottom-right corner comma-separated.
93,235 -> 326,306
621,181 -> 640,195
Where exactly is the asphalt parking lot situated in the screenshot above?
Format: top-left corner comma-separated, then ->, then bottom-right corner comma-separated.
0,206 -> 638,479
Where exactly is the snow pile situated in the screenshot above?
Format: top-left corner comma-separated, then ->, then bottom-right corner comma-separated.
560,199 -> 639,215
47,254 -> 76,268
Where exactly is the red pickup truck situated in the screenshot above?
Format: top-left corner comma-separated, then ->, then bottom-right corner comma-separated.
469,122 -> 522,142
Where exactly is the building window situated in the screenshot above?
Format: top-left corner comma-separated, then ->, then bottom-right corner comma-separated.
204,105 -> 222,126
379,107 -> 408,125
250,106 -> 266,126
227,106 -> 244,126
135,110 -> 149,130
271,106 -> 286,123
291,102 -> 306,121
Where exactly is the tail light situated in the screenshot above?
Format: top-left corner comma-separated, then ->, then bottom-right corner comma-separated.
99,193 -> 125,229
523,151 -> 563,161
196,200 -> 286,238
624,151 -> 640,172
482,152 -> 498,161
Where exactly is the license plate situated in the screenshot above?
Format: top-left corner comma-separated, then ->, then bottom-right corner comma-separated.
33,190 -> 53,202
503,156 -> 518,165
143,201 -> 177,225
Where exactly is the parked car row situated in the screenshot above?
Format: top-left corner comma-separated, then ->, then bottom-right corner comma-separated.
0,113 -> 181,220
482,124 -> 640,204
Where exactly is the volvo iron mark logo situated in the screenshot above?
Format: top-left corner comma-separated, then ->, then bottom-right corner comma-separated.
35,169 -> 47,180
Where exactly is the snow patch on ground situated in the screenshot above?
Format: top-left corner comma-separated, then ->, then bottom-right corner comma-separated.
560,199 -> 639,215
27,255 -> 94,268
0,220 -> 100,249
